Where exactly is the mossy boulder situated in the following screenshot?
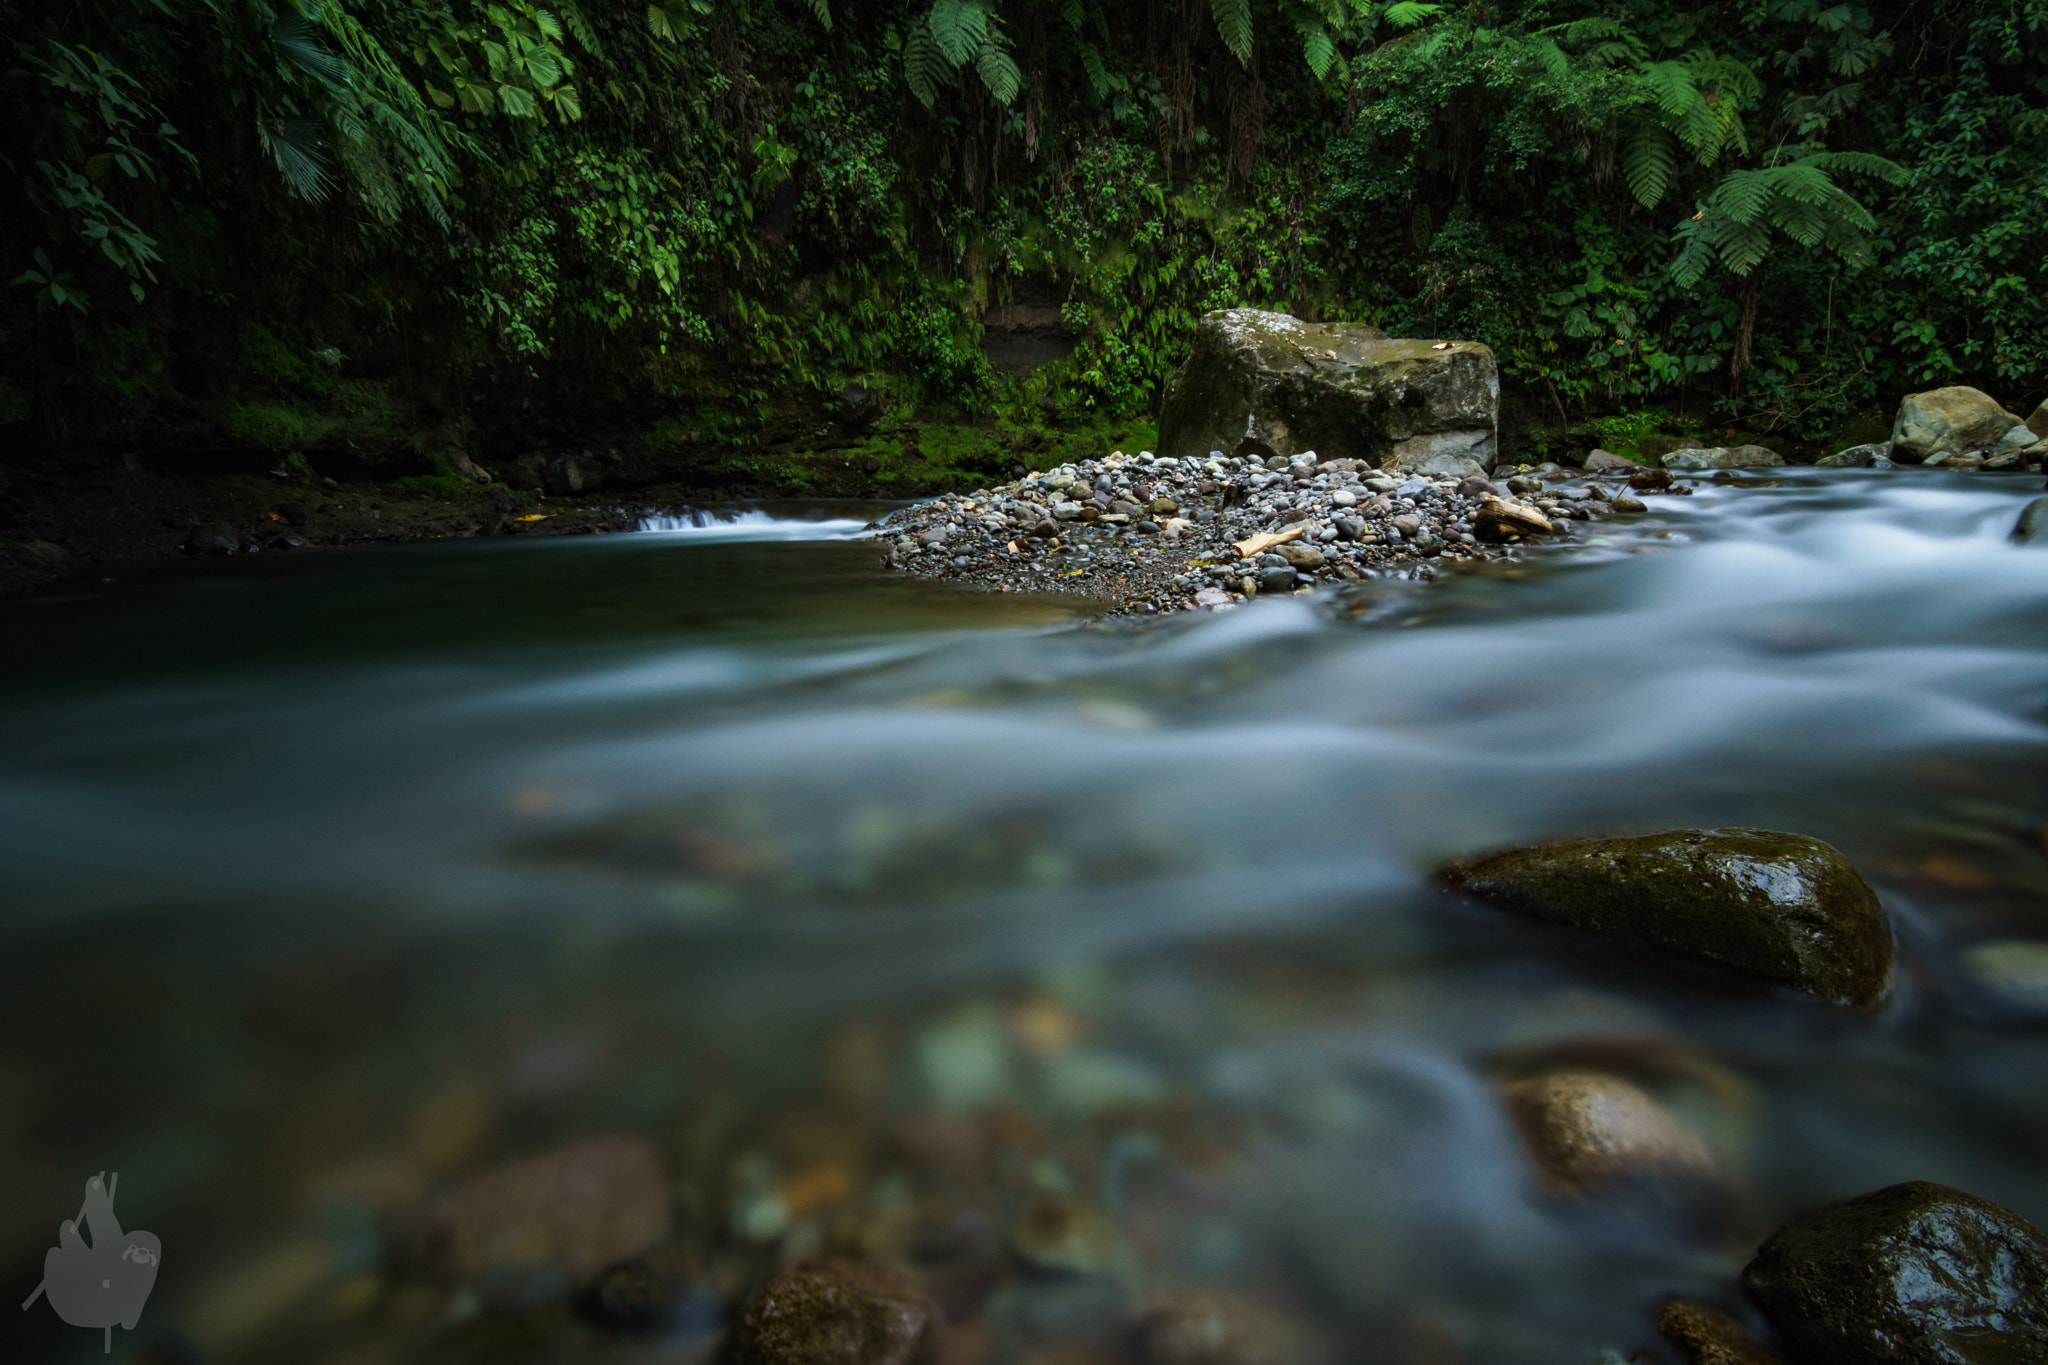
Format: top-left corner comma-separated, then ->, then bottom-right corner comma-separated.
1438,829 -> 1892,1006
1158,309 -> 1497,476
1741,1182 -> 2048,1364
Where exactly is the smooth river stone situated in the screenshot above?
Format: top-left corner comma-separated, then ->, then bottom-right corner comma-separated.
1741,1182 -> 2048,1364
1438,828 -> 1893,1006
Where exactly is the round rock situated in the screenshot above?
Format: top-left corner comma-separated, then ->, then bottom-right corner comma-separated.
1656,1300 -> 1789,1365
1438,828 -> 1892,1006
737,1257 -> 939,1365
1498,1070 -> 1721,1203
1740,1181 -> 2048,1364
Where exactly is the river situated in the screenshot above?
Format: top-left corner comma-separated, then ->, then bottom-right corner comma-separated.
3,471 -> 2045,1363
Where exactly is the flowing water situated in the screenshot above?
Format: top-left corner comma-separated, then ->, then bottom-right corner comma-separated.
4,471 -> 2048,1364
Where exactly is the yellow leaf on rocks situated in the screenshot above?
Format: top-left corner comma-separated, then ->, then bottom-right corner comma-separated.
1232,525 -> 1306,559
514,513 -> 549,522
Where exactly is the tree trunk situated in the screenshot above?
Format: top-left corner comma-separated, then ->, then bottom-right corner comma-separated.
1728,270 -> 1762,397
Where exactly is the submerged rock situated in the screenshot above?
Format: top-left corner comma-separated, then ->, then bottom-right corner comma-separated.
416,1135 -> 670,1290
1157,309 -> 1498,476
1740,1181 -> 2048,1364
1497,1070 -> 1722,1205
1656,1300 -> 1788,1365
1438,829 -> 1893,1006
2011,498 -> 2048,546
1662,446 -> 1786,471
1130,1285 -> 1332,1365
1890,387 -> 2025,464
584,1241 -> 720,1331
736,1257 -> 938,1365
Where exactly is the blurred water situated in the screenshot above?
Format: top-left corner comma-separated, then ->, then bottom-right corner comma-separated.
2,471 -> 2046,1364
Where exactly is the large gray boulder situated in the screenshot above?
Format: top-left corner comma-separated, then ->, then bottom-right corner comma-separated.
1158,309 -> 1498,478
1889,387 -> 2025,463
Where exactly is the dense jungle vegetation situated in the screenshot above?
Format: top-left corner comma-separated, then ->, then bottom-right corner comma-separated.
2,0 -> 2044,477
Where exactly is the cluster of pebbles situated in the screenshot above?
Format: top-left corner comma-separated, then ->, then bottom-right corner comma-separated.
867,448 -> 1668,614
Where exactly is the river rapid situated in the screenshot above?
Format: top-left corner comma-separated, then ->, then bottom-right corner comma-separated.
3,470 -> 2047,1364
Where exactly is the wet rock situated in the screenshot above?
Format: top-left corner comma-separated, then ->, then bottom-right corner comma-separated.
543,454 -> 592,496
1257,566 -> 1298,593
1817,443 -> 1890,469
1458,475 -> 1499,497
13,540 -> 72,573
2011,498 -> 2048,545
1662,446 -> 1786,471
1963,940 -> 2048,1013
1890,387 -> 2026,464
1438,828 -> 1892,1006
1740,1181 -> 2048,1364
1277,543 -> 1325,570
1157,309 -> 1497,476
1130,1285 -> 1332,1365
1497,1071 -> 1721,1204
1630,467 -> 1675,492
585,1241 -> 720,1331
840,385 -> 883,431
736,1257 -> 938,1365
417,1135 -> 670,1290
1656,1300 -> 1788,1365
1474,497 -> 1552,542
1609,496 -> 1648,513
1584,449 -> 1637,472
1011,1195 -> 1131,1280
185,522 -> 240,555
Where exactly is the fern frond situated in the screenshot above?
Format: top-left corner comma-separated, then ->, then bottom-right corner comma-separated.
1384,2 -> 1442,28
1766,195 -> 1827,246
1303,26 -> 1336,79
903,21 -> 947,107
1075,38 -> 1112,99
1704,211 -> 1772,275
271,14 -> 351,90
256,113 -> 333,201
1712,167 -> 1772,223
929,0 -> 986,67
1805,148 -> 1908,184
1622,124 -> 1675,207
1211,0 -> 1254,64
975,42 -> 1020,103
1669,209 -> 1717,287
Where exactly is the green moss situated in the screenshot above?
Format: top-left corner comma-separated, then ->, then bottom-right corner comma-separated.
391,473 -> 475,500
220,400 -> 337,451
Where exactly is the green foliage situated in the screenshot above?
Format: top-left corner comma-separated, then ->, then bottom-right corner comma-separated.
0,0 -> 2041,460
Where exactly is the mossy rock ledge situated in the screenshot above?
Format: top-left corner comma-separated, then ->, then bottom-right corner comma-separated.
1741,1181 -> 2048,1364
1437,828 -> 1892,1006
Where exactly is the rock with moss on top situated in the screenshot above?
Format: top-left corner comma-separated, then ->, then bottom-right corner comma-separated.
1437,829 -> 1892,1006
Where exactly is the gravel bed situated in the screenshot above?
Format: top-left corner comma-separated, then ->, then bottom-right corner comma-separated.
866,448 -> 1668,614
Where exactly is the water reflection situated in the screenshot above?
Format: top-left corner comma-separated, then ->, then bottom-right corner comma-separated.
2,473 -> 2046,1364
